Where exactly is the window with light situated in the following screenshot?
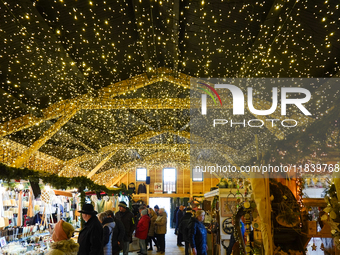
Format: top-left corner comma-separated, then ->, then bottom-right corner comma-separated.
192,168 -> 204,182
136,168 -> 147,181
163,168 -> 176,193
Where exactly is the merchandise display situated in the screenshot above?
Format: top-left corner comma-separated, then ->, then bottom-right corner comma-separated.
0,181 -> 79,254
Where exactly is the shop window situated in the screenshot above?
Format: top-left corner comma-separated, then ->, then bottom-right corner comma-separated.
163,168 -> 176,193
136,168 -> 147,181
192,168 -> 203,182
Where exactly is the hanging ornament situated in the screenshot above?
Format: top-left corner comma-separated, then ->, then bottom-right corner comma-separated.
311,238 -> 317,251
320,243 -> 325,251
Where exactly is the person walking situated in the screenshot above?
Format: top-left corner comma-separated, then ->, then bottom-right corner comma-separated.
104,210 -> 125,255
154,208 -> 167,254
189,210 -> 207,255
135,209 -> 150,255
178,207 -> 193,255
147,208 -> 158,251
77,204 -> 104,255
46,220 -> 79,255
115,201 -> 134,255
176,205 -> 185,246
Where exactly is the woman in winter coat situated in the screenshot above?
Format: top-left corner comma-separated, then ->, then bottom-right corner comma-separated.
154,208 -> 167,254
135,209 -> 150,255
189,210 -> 208,255
46,220 -> 79,255
98,211 -> 124,255
103,210 -> 125,255
147,208 -> 158,251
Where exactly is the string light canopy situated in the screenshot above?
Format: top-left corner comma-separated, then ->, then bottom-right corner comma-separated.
0,0 -> 339,185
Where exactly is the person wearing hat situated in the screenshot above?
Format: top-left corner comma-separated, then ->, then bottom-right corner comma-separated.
154,205 -> 159,215
135,209 -> 150,255
77,203 -> 104,255
114,201 -> 134,255
46,220 -> 79,255
178,207 -> 194,255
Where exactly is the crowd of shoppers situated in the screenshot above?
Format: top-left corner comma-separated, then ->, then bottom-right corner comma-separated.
45,202 -> 208,255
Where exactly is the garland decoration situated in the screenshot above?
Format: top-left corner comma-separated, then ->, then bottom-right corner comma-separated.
0,162 -> 129,195
322,182 -> 340,249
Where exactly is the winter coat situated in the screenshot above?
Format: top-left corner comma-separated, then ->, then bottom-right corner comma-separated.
115,208 -> 134,242
154,211 -> 167,235
189,217 -> 207,255
102,219 -> 116,255
46,239 -> 79,255
137,183 -> 146,194
176,209 -> 185,228
102,217 -> 125,253
135,214 -> 150,240
173,207 -> 179,224
148,209 -> 157,237
77,215 -> 104,255
178,212 -> 193,242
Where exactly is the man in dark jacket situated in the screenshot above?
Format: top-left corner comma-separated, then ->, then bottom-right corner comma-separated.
176,205 -> 185,246
189,210 -> 208,255
115,201 -> 134,255
178,207 -> 193,255
77,203 -> 103,255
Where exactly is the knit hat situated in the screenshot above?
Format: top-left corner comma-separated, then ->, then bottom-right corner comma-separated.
141,209 -> 148,216
118,201 -> 127,208
154,205 -> 159,210
52,220 -> 75,242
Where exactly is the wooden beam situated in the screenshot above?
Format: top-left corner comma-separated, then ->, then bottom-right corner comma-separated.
190,177 -> 193,198
112,172 -> 128,187
84,98 -> 190,110
87,149 -> 118,178
97,74 -> 159,99
0,98 -> 83,138
0,72 -> 159,137
11,104 -> 79,168
159,67 -> 191,89
54,190 -> 73,197
58,153 -> 92,176
59,130 -> 172,175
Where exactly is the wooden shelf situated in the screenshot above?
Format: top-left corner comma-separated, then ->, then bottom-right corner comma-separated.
303,198 -> 327,207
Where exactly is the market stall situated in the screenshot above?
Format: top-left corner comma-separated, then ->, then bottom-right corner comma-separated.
204,178 -> 253,255
0,163 -> 125,254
